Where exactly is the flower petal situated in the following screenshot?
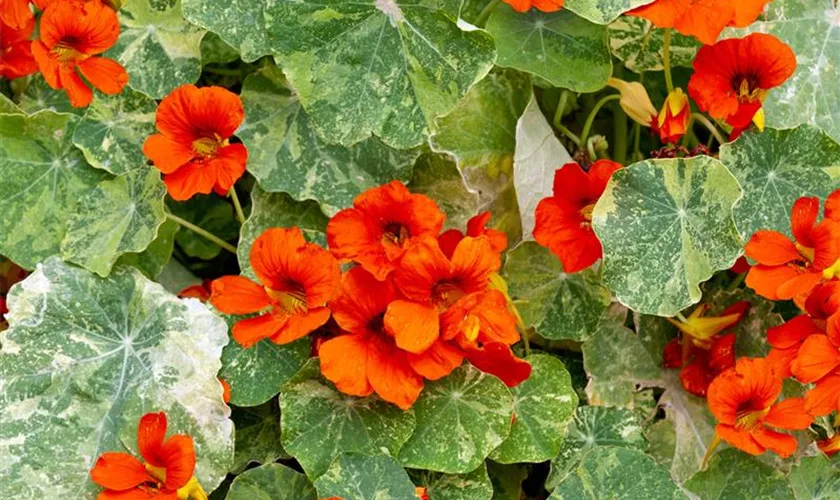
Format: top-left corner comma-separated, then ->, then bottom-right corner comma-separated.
384,300 -> 439,354
366,337 -> 424,410
231,313 -> 288,348
142,134 -> 195,174
209,276 -> 271,315
744,231 -> 800,265
90,452 -> 151,491
160,435 -> 196,491
271,307 -> 331,345
763,398 -> 812,430
77,57 -> 128,95
406,340 -> 464,381
137,412 -> 167,466
319,334 -> 375,397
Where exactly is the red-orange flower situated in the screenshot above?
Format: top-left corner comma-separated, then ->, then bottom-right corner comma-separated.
0,0 -> 50,31
503,0 -> 563,14
90,412 -> 205,500
438,211 -> 507,260
465,342 -> 531,387
629,0 -> 773,45
210,227 -> 340,348
327,181 -> 445,281
143,84 -> 248,201
688,34 -> 796,138
818,435 -> 840,457
706,358 -> 812,458
654,88 -> 691,144
766,315 -> 824,378
31,0 -> 128,108
0,15 -> 37,79
533,160 -> 622,273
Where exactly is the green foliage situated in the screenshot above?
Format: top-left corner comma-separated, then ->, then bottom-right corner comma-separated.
314,454 -> 419,500
226,463 -> 316,500
685,449 -> 795,499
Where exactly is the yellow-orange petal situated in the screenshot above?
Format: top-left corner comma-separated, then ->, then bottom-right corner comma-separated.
384,300 -> 439,354
319,334 -> 375,397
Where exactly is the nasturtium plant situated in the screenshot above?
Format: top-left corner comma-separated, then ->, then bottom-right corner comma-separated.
229,402 -> 289,473
226,463 -> 316,500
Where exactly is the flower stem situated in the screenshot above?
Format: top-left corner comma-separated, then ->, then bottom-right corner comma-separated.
662,28 -> 674,93
165,212 -> 237,254
579,94 -> 621,150
474,0 -> 501,27
726,272 -> 747,292
229,188 -> 246,225
691,112 -> 727,146
612,99 -> 628,164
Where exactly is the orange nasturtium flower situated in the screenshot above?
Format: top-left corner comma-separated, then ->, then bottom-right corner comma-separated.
745,192 -> 840,305
327,181 -> 445,281
90,412 -> 207,500
629,0 -> 773,45
143,85 -> 248,201
654,88 -> 691,144
688,34 -> 797,139
706,358 -> 813,460
438,211 -> 508,260
818,434 -> 840,457
31,0 -> 128,108
0,16 -> 37,79
766,315 -> 824,379
0,0 -> 50,30
210,227 -> 340,348
503,0 -> 563,14
533,160 -> 622,274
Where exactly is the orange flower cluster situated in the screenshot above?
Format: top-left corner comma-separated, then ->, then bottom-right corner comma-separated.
210,182 -> 530,409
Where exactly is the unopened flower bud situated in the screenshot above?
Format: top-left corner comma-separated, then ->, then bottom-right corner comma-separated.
608,77 -> 657,127
656,88 -> 691,144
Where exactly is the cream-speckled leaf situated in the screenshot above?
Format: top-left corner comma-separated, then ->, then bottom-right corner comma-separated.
230,402 -> 289,474
61,169 -> 167,277
280,360 -> 417,479
686,449 -> 794,499
486,7 -> 612,92
226,463 -> 316,500
117,218 -> 179,279
168,195 -> 238,260
787,455 -> 840,500
490,354 -> 578,463
409,152 -> 481,232
410,464 -> 493,500
504,242 -> 614,342
72,89 -> 157,174
609,16 -> 700,73
0,258 -> 233,498
263,0 -> 496,149
564,0 -> 654,24
238,63 -> 420,216
18,78 -> 82,115
315,454 -> 418,500
107,0 -> 205,99
720,126 -> 840,239
593,157 -> 744,316
0,111 -> 109,270
398,364 -> 514,474
183,0 -> 272,63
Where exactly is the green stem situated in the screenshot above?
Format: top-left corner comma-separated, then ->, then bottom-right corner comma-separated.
229,188 -> 246,225
612,100 -> 628,164
522,329 -> 531,357
166,212 -> 237,254
553,91 -> 580,145
691,112 -> 727,146
726,272 -> 747,292
556,123 -> 581,146
662,29 -> 674,93
579,94 -> 620,150
632,121 -> 642,161
474,0 -> 501,27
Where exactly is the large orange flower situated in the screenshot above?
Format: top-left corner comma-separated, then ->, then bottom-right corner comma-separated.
688,34 -> 796,137
0,15 -> 37,79
629,0 -> 772,45
533,160 -> 622,273
31,0 -> 128,108
210,227 -> 340,348
706,358 -> 812,458
503,0 -> 563,13
327,181 -> 445,281
143,84 -> 248,201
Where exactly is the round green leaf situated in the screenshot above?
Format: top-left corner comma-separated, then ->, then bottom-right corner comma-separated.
490,354 -> 578,463
230,402 -> 289,474
686,449 -> 795,499
183,0 -> 272,63
720,125 -> 840,239
564,0 -> 655,24
279,360 -> 417,478
117,217 -> 179,279
168,195 -> 239,260
410,464 -> 494,500
315,454 -> 418,500
593,157 -> 744,316
238,63 -> 420,216
226,463 -> 316,500
787,455 -> 840,500
200,32 -> 240,65
72,88 -> 157,175
409,152 -> 480,232
0,111 -> 109,270
0,93 -> 22,114
0,258 -> 233,498
263,0 -> 496,149
486,7 -> 612,92
609,16 -> 700,73
398,364 -> 514,474
18,78 -> 82,115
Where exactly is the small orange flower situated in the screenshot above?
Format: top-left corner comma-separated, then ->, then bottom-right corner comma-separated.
503,0 -> 563,14
31,0 -> 128,108
438,211 -> 507,260
210,227 -> 340,348
688,34 -> 796,138
143,84 -> 248,201
533,160 -> 622,274
327,181 -> 445,281
0,16 -> 37,79
629,0 -> 773,45
654,88 -> 690,144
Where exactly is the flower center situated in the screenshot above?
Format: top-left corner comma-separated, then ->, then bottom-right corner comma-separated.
432,280 -> 465,309
144,462 -> 167,484
192,136 -> 221,158
368,312 -> 386,335
264,283 -> 308,315
824,259 -> 840,280
734,405 -> 769,430
734,76 -> 767,104
381,222 -> 410,247
52,40 -> 86,63
580,203 -> 595,223
794,242 -> 816,265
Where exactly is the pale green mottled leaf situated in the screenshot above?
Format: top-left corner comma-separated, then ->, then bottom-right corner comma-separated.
226,463 -> 316,500
564,0 -> 654,24
238,63 -> 420,216
315,454 -> 418,500
504,242 -> 614,342
0,258 -> 233,498
200,32 -> 240,65
117,218 -> 179,279
18,78 -> 82,115
0,111 -> 109,269
490,354 -> 578,463
61,169 -> 166,277
108,0 -> 205,98
487,7 -> 612,92
263,0 -> 496,149
0,93 -> 22,114
409,152 -> 480,231
686,449 -> 795,499
230,402 -> 289,474
72,88 -> 157,174
183,0 -> 272,63
410,464 -> 493,500
549,446 -> 684,500
280,360 -> 416,478
398,364 -> 514,474
787,455 -> 840,500
169,195 -> 238,260
609,16 -> 700,73
593,157 -> 744,316
720,125 -> 840,239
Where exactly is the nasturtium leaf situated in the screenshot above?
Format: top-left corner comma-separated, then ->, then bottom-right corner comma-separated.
315,454 -> 418,500
230,402 -> 289,473
72,88 -> 157,175
200,32 -> 240,65
546,406 -> 646,490
409,152 -> 481,231
398,364 -> 514,474
486,7 -> 612,92
490,354 -> 578,463
168,195 -> 238,260
17,77 -> 82,115
0,111 -> 109,270
117,218 -> 179,279
237,186 -> 328,278
609,16 -> 700,73
720,125 -> 840,239
686,449 -> 795,499
410,464 -> 494,500
226,463 -> 316,500
0,93 -> 22,114
182,0 -> 272,63
0,258 -> 233,498
564,0 -> 655,24
107,0 -> 205,99
592,157 -> 744,316
238,63 -> 420,216
279,360 -> 417,479
262,0 -> 496,149
486,461 -> 528,500
61,169 -> 167,277
787,455 -> 840,500
549,446 -> 684,500
503,243 -> 614,342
